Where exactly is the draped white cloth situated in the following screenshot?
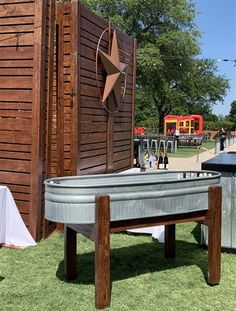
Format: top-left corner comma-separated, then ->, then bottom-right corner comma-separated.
0,186 -> 36,248
127,226 -> 165,243
119,168 -> 165,243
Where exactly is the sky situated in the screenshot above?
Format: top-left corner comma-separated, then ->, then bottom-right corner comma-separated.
194,0 -> 236,116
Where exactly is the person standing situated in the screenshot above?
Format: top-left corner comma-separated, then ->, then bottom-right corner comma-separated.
219,127 -> 226,151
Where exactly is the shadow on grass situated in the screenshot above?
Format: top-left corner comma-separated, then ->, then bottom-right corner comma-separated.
56,238 -> 208,285
0,276 -> 5,281
191,222 -> 202,244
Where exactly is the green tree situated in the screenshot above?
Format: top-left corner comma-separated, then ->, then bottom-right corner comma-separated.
228,100 -> 236,122
81,0 -> 230,132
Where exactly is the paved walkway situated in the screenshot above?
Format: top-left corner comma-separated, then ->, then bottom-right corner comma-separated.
168,143 -> 236,171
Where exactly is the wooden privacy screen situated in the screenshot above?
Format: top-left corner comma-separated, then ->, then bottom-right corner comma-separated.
0,0 -> 55,240
0,0 -> 136,240
52,1 -> 136,177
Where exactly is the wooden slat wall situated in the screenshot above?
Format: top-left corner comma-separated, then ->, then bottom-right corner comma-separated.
55,0 -> 136,176
0,0 -> 55,240
43,0 -> 56,237
49,50 -> 58,177
112,29 -> 136,172
56,2 -> 74,176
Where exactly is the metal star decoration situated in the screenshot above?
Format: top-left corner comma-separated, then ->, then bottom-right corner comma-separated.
98,30 -> 126,106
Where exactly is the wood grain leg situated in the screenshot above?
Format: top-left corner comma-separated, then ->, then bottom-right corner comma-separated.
95,196 -> 111,309
207,186 -> 222,285
164,224 -> 176,258
64,225 -> 77,280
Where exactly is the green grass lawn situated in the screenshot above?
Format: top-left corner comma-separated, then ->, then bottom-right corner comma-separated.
1,222 -> 236,311
168,141 -> 215,158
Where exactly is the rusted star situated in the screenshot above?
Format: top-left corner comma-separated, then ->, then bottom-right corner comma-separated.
98,30 -> 126,105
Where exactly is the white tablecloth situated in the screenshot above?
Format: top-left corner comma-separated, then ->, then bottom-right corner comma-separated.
0,186 -> 36,248
119,168 -> 165,243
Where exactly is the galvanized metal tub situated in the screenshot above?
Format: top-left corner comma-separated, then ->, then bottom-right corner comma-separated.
44,170 -> 221,224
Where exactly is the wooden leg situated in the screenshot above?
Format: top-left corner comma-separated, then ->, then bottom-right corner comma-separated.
64,225 -> 77,280
207,186 -> 222,285
165,224 -> 176,258
95,195 -> 111,309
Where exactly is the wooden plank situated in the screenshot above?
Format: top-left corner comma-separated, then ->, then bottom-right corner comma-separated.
0,3 -> 34,17
80,121 -> 107,133
56,1 -> 66,176
0,24 -> 33,33
0,15 -> 34,25
113,144 -> 130,153
0,158 -> 31,172
80,164 -> 107,175
80,95 -> 106,109
44,0 -> 55,181
207,186 -> 222,285
9,185 -> 30,194
0,49 -> 33,59
0,109 -> 31,118
0,59 -> 33,67
0,150 -> 31,160
0,171 -> 30,185
80,154 -> 107,170
80,5 -> 107,31
0,118 -> 32,131
0,89 -> 32,102
0,32 -> 34,46
80,148 -> 106,159
0,76 -> 32,88
0,0 -> 33,4
0,68 -> 33,75
80,107 -> 107,117
80,132 -> 107,144
29,0 -> 47,240
17,200 -> 30,214
113,123 -> 132,132
80,141 -> 107,152
80,57 -> 96,73
80,71 -> 105,87
0,132 -> 31,144
80,30 -> 108,51
80,114 -> 108,123
113,139 -> 131,147
94,195 -> 111,309
113,150 -> 131,162
114,131 -> 132,141
113,158 -> 131,172
0,143 -> 31,152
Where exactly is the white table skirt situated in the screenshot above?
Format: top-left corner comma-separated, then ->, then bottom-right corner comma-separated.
0,186 -> 36,248
119,168 -> 165,243
128,226 -> 165,242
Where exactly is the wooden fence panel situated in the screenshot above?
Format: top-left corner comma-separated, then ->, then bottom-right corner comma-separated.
0,0 -> 135,240
0,0 -> 55,241
54,0 -> 136,176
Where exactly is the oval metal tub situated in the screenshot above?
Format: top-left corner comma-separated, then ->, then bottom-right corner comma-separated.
44,170 -> 221,224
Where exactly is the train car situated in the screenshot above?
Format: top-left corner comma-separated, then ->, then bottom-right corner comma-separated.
164,114 -> 203,135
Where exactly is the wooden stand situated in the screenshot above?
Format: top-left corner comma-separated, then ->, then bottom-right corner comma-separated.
64,186 -> 222,309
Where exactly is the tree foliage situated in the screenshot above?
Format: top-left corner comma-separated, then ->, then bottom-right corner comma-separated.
81,0 -> 230,132
228,100 -> 236,122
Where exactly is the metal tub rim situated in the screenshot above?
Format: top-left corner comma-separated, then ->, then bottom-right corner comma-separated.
44,170 -> 221,189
